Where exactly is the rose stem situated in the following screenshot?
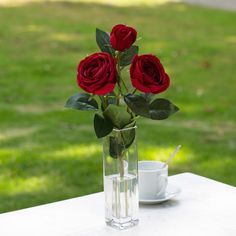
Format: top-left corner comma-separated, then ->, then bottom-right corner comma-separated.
113,177 -> 118,217
116,51 -> 130,95
125,177 -> 129,217
99,96 -> 107,109
104,96 -> 108,108
120,78 -> 129,93
132,88 -> 137,94
123,150 -> 129,217
113,92 -> 120,106
116,52 -> 122,95
117,52 -> 129,93
116,51 -> 130,217
119,155 -> 124,179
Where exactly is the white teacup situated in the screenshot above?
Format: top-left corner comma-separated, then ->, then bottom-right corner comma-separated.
138,161 -> 168,200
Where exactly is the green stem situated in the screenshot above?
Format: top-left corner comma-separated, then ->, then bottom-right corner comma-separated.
113,178 -> 119,217
132,88 -> 137,94
119,156 -> 124,179
120,77 -> 129,93
116,51 -> 129,96
99,96 -> 108,110
125,178 -> 128,216
104,96 -> 108,108
116,52 -> 122,94
116,96 -> 120,106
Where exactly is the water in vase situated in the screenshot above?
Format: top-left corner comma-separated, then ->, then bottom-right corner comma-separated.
104,173 -> 139,230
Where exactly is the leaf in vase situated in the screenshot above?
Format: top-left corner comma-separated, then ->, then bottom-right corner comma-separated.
109,136 -> 123,159
120,121 -> 136,149
109,122 -> 136,159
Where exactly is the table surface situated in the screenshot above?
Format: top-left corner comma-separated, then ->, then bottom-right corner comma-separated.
0,173 -> 236,236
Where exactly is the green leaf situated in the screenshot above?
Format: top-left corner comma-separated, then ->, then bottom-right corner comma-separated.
109,136 -> 123,159
109,122 -> 136,159
96,28 -> 115,56
125,95 -> 179,120
120,121 -> 136,149
149,98 -> 179,120
94,113 -> 113,138
101,95 -> 117,111
103,104 -> 132,129
65,93 -> 98,111
107,95 -> 117,105
120,45 -> 139,67
140,93 -> 154,103
124,94 -> 150,118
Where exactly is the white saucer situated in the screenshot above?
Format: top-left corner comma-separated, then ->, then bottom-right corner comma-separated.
139,184 -> 181,204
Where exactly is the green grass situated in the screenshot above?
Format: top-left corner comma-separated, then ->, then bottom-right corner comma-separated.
0,1 -> 236,213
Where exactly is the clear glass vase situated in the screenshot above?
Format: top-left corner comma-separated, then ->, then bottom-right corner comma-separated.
103,126 -> 139,230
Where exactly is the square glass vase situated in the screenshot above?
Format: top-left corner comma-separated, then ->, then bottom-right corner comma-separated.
103,126 -> 139,230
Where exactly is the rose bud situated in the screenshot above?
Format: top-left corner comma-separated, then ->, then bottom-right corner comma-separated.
110,24 -> 137,52
130,54 -> 170,94
77,52 -> 117,95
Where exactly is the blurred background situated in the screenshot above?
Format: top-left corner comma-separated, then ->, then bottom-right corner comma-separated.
0,0 -> 235,213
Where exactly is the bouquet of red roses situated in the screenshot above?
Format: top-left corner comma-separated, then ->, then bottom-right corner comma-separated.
65,24 -> 179,146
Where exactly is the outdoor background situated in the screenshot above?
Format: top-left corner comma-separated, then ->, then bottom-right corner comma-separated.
0,0 -> 236,213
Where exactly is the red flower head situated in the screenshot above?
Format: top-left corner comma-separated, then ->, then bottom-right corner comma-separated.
110,24 -> 137,52
130,54 -> 170,94
77,52 -> 117,95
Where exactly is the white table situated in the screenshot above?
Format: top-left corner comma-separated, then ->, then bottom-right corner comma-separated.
0,173 -> 236,236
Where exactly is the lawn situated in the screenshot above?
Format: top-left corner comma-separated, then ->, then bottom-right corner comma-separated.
0,1 -> 236,213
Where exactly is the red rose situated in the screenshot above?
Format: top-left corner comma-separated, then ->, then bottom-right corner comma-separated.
77,52 -> 117,95
130,54 -> 170,94
110,24 -> 137,52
